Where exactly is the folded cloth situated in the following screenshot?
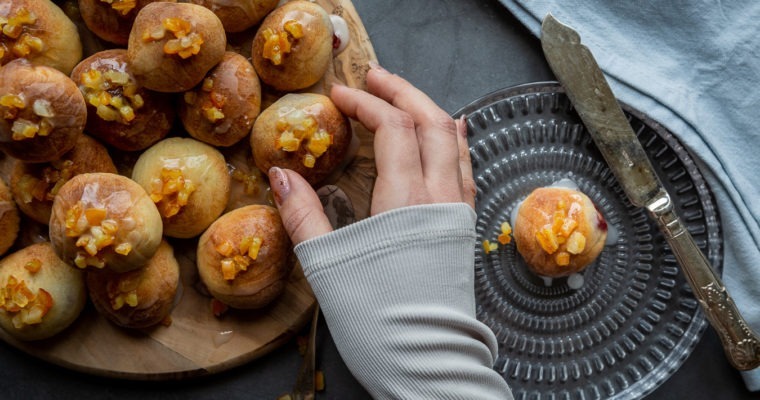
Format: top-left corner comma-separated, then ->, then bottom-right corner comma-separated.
498,0 -> 760,390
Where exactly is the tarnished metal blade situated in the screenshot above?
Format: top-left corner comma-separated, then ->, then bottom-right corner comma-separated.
540,14 -> 664,208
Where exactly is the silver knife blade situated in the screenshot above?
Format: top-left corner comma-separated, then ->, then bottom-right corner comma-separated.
540,13 -> 760,371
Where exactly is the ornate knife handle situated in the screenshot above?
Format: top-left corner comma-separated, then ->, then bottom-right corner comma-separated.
650,199 -> 760,370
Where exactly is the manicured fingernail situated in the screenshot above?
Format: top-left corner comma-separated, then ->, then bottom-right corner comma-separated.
268,167 -> 290,206
368,60 -> 387,73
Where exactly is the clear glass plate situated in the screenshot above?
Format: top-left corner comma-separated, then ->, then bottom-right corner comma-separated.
453,82 -> 723,400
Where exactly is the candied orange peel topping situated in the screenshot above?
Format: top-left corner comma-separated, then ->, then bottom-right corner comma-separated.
482,239 -> 498,255
17,159 -> 75,204
149,167 -> 197,218
65,201 -> 131,269
0,275 -> 54,328
498,221 -> 512,245
106,274 -> 140,310
534,197 -> 587,266
1,93 -> 56,141
80,68 -> 144,125
99,0 -> 138,16
143,17 -> 204,59
0,8 -> 45,65
185,77 -> 227,123
215,235 -> 263,281
230,167 -> 263,196
261,20 -> 304,65
24,258 -> 42,274
275,109 -> 333,168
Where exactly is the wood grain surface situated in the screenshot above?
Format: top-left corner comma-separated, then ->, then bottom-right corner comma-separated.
0,0 -> 377,379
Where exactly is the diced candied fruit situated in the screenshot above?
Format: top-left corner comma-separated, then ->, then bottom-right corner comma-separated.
0,94 -> 26,109
24,259 -> 42,274
275,112 -> 333,168
482,239 -> 498,254
216,236 -> 263,280
202,78 -> 214,92
262,28 -> 291,65
100,0 -> 137,16
66,202 -> 128,268
565,231 -> 586,255
79,68 -> 143,125
535,225 -> 559,254
150,168 -> 197,218
1,276 -> 53,327
555,251 -> 570,266
498,221 -> 512,245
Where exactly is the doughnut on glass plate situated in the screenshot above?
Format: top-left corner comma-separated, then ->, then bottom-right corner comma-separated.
452,82 -> 722,400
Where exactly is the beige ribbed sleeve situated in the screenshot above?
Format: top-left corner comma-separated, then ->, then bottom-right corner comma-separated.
295,203 -> 513,400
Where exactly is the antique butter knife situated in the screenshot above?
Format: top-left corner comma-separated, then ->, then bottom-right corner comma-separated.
540,13 -> 760,371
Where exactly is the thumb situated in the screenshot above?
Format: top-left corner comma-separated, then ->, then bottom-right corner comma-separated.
268,167 -> 333,245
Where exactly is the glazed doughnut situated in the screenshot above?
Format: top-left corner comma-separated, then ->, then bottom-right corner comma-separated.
197,205 -> 294,309
0,242 -> 86,341
49,172 -> 163,273
0,59 -> 86,163
180,51 -> 261,147
86,240 -> 179,329
9,134 -> 117,225
513,186 -> 608,277
251,1 -> 334,91
0,0 -> 83,75
131,137 -> 230,238
250,93 -> 351,186
71,49 -> 175,151
126,2 -> 226,92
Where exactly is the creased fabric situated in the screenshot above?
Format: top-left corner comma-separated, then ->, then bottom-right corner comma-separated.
499,0 -> 760,389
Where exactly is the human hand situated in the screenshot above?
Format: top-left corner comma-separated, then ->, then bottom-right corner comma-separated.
268,63 -> 475,245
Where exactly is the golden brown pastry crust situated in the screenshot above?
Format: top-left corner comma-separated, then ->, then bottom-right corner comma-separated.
86,240 -> 179,329
514,187 -> 608,277
0,178 -> 20,256
251,1 -> 334,91
0,242 -> 86,341
78,0 -> 177,46
197,205 -> 294,309
49,172 -> 163,273
0,0 -> 83,75
131,137 -> 231,238
126,2 -> 227,92
71,49 -> 176,152
250,93 -> 350,186
9,134 -> 117,225
0,59 -> 86,163
187,0 -> 278,33
180,51 -> 261,147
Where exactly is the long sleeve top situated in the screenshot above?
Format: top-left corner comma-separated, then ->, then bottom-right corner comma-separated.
295,203 -> 514,399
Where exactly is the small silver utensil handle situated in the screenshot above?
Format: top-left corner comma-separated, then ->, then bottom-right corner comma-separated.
652,204 -> 760,370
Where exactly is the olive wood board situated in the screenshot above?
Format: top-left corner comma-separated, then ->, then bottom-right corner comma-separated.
0,0 -> 377,380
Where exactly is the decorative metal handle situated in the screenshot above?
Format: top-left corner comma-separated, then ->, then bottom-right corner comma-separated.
650,202 -> 760,370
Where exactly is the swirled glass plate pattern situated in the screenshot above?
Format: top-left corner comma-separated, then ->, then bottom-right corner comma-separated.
453,83 -> 723,400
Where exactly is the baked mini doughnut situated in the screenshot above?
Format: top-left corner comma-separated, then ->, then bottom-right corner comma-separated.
86,240 -> 179,329
0,242 -> 86,341
71,49 -> 175,151
0,0 -> 83,75
180,51 -> 261,147
78,0 -> 177,46
513,186 -> 608,277
187,0 -> 278,33
0,59 -> 86,163
197,205 -> 294,309
131,137 -> 230,238
251,1 -> 334,91
126,2 -> 226,92
10,134 -> 117,225
0,178 -> 20,256
49,172 -> 163,273
251,93 -> 351,186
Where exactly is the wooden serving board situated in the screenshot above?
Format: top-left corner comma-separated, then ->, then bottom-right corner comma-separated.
0,0 -> 376,379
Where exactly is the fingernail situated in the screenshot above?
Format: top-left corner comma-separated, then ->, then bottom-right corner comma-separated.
368,60 -> 387,73
268,167 -> 290,206
456,114 -> 468,137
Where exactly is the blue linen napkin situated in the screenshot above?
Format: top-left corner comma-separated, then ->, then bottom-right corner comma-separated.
498,0 -> 760,390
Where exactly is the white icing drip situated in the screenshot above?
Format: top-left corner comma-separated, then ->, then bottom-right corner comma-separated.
567,273 -> 585,290
605,221 -> 619,245
540,276 -> 553,287
81,183 -> 103,208
330,15 -> 350,54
